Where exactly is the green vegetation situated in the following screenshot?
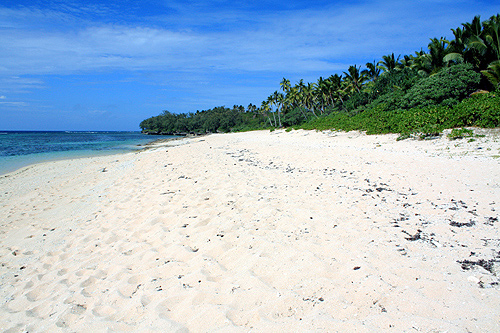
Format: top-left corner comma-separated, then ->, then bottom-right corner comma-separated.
140,14 -> 500,137
140,106 -> 269,135
447,128 -> 474,140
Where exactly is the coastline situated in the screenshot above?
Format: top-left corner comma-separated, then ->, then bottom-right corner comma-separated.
0,133 -> 180,177
1,129 -> 499,331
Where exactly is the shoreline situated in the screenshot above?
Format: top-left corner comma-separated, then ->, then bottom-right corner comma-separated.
0,148 -> 137,178
1,129 -> 499,331
0,134 -> 184,177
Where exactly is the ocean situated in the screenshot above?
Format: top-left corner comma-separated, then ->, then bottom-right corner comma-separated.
0,131 -> 173,175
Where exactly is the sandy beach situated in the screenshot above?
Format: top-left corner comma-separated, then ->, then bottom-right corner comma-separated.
1,129 -> 499,332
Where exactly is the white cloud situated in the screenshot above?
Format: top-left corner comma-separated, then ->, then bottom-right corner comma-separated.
4,0 -> 493,78
0,0 -> 497,97
0,101 -> 29,107
88,109 -> 108,115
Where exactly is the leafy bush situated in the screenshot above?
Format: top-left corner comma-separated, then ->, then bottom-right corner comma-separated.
301,92 -> 499,137
364,68 -> 420,111
368,89 -> 405,111
448,128 -> 474,140
342,91 -> 371,113
304,104 -> 401,134
372,68 -> 420,96
396,106 -> 450,134
282,107 -> 308,127
447,92 -> 500,128
399,63 -> 481,109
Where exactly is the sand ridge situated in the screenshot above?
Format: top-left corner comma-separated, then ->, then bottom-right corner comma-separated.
0,129 -> 499,331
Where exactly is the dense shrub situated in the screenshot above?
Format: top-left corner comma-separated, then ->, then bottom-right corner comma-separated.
396,106 -> 451,135
400,63 -> 481,109
282,107 -> 308,127
140,106 -> 270,134
301,92 -> 499,136
304,104 -> 400,134
372,68 -> 420,96
342,91 -> 371,113
363,68 -> 420,110
447,92 -> 500,128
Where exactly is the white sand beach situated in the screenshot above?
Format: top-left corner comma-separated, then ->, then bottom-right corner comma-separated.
1,129 -> 499,332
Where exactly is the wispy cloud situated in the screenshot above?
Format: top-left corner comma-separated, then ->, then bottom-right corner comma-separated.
88,109 -> 108,115
2,0 -> 497,79
0,101 -> 29,107
0,76 -> 45,94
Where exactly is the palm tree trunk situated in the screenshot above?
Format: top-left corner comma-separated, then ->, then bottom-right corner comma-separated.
311,107 -> 319,118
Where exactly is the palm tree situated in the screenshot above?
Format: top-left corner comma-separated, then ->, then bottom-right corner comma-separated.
446,15 -> 499,70
272,90 -> 283,127
484,14 -> 500,61
280,78 -> 291,94
399,55 -> 414,69
362,60 -> 381,80
410,49 -> 432,75
427,37 -> 451,73
286,85 -> 308,120
463,15 -> 483,38
343,65 -> 368,93
449,27 -> 466,54
461,15 -> 488,69
444,27 -> 466,65
327,74 -> 344,105
294,79 -> 307,109
377,53 -> 401,73
286,85 -> 299,109
260,100 -> 273,127
302,83 -> 318,118
481,60 -> 500,89
247,103 -> 257,113
316,77 -> 331,114
266,95 -> 278,127
281,92 -> 291,118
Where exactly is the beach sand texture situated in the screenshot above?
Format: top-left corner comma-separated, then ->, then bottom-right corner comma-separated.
1,129 -> 499,332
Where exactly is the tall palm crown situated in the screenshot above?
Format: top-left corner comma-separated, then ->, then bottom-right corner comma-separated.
377,53 -> 401,73
362,61 -> 381,80
343,65 -> 368,93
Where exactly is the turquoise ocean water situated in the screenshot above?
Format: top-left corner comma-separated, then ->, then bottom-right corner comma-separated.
0,131 -> 172,175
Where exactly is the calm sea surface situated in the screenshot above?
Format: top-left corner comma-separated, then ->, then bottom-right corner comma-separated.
0,131 -> 172,175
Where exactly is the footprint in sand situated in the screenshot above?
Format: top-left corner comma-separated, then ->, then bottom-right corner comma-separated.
25,283 -> 51,302
80,276 -> 96,288
105,232 -> 120,244
117,283 -> 141,299
56,304 -> 87,328
35,300 -> 78,320
2,323 -> 28,333
58,252 -> 71,261
4,296 -> 31,313
127,274 -> 147,285
93,269 -> 107,280
24,280 -> 34,289
155,300 -> 173,320
140,295 -> 151,307
92,304 -> 117,318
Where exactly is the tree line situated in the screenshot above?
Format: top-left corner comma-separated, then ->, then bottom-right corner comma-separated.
140,14 -> 500,136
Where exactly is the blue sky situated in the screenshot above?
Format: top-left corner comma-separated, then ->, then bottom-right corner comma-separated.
0,0 -> 498,131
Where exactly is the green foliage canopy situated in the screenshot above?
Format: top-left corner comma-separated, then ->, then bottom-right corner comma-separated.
399,63 -> 481,109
